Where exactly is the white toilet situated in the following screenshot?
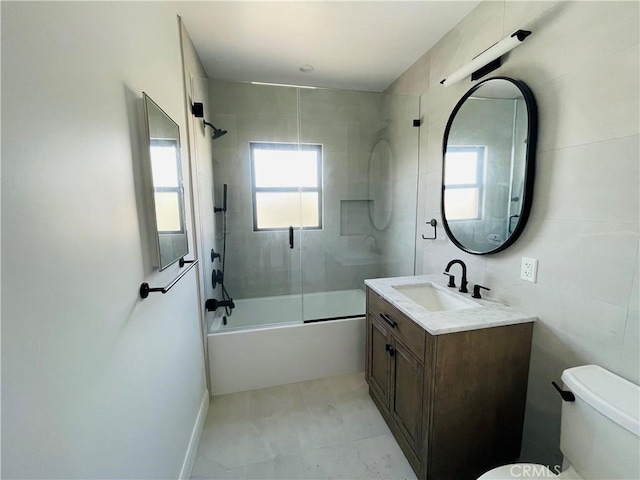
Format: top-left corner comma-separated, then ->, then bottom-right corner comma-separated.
478,365 -> 639,479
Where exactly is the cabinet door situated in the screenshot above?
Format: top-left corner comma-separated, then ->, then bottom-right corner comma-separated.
391,339 -> 424,454
367,316 -> 391,406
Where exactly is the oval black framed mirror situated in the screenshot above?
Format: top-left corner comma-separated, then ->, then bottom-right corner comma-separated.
441,77 -> 537,255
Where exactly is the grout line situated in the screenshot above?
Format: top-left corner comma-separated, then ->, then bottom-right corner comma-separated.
536,132 -> 639,155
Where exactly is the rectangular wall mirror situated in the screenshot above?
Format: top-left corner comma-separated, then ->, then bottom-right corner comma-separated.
142,93 -> 188,270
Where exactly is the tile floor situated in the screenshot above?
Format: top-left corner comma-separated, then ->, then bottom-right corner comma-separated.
191,372 -> 417,480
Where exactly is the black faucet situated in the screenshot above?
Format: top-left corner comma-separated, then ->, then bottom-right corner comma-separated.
444,259 -> 468,293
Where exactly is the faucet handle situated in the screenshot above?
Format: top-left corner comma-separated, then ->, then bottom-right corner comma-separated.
443,272 -> 456,288
472,284 -> 490,299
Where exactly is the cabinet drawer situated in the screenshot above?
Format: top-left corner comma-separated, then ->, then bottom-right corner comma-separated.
367,289 -> 425,362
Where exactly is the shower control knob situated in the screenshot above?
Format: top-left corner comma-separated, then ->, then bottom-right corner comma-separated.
211,269 -> 223,288
211,249 -> 221,262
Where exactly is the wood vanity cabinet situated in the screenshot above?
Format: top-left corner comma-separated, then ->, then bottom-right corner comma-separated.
365,287 -> 533,480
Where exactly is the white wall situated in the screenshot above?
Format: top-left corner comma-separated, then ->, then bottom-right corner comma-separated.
388,0 -> 639,467
2,3 -> 207,478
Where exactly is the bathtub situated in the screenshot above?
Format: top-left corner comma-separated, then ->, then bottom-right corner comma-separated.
207,289 -> 366,395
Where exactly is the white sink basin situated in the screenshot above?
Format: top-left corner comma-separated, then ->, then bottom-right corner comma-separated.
392,283 -> 479,312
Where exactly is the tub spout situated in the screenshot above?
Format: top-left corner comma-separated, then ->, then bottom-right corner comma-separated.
206,298 -> 235,312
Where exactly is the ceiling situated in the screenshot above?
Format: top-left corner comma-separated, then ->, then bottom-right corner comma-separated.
176,1 -> 480,92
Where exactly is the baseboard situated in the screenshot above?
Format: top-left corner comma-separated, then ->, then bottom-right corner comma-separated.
179,389 -> 209,480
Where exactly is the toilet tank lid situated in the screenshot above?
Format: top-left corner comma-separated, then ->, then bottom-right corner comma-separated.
562,365 -> 639,437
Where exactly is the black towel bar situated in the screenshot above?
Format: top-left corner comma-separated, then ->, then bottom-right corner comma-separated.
139,259 -> 199,299
179,258 -> 196,268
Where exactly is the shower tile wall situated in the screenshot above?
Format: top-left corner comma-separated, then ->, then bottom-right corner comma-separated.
208,81 -> 419,299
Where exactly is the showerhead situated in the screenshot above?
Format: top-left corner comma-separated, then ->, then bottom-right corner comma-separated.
211,127 -> 228,140
203,120 -> 228,141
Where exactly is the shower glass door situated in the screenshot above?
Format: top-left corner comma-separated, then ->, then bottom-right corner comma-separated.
298,88 -> 420,322
211,82 -> 304,330
248,141 -> 306,323
208,80 -> 419,330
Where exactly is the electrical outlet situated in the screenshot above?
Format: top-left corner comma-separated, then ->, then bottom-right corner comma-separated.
521,257 -> 538,283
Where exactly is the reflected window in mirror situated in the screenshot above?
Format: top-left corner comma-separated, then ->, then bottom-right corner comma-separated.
150,139 -> 184,233
444,146 -> 485,221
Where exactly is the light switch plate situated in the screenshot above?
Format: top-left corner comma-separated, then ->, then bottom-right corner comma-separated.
521,257 -> 538,283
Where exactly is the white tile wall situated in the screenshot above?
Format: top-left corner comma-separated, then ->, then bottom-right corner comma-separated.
387,0 -> 640,467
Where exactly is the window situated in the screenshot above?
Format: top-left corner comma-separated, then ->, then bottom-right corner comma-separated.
250,142 -> 323,231
443,146 -> 485,221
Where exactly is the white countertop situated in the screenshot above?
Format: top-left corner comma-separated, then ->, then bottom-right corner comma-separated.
364,275 -> 536,335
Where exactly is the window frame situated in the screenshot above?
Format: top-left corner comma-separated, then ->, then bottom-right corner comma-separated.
249,142 -> 323,232
443,145 -> 486,222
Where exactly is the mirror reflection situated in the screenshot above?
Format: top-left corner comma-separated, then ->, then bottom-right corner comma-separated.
442,77 -> 537,254
143,93 -> 188,270
368,139 -> 393,230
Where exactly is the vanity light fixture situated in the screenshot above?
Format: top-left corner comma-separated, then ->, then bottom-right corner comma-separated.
440,29 -> 532,87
